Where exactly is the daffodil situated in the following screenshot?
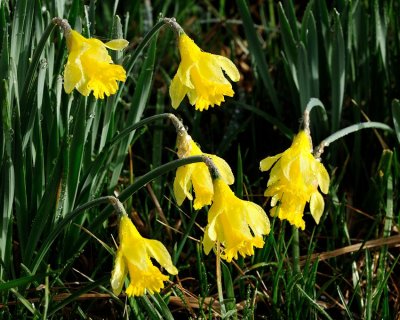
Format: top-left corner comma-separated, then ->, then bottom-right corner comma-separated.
260,131 -> 330,230
63,29 -> 128,99
203,178 -> 270,262
174,132 -> 234,210
111,216 -> 178,297
169,33 -> 240,111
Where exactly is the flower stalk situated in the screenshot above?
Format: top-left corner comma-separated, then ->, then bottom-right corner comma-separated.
314,121 -> 393,159
216,241 -> 227,316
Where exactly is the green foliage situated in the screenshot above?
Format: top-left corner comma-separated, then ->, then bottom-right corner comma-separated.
0,0 -> 399,319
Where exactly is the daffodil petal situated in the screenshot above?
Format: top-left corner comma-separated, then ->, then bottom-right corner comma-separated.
310,192 -> 324,224
206,154 -> 235,185
110,251 -> 127,295
173,165 -> 194,205
216,55 -> 240,82
316,162 -> 330,194
170,74 -> 188,109
64,60 -> 83,93
245,202 -> 270,235
203,225 -> 215,255
104,39 -> 129,50
145,239 -> 178,275
260,153 -> 282,171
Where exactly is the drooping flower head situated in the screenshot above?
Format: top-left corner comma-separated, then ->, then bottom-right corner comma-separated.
260,131 -> 330,230
56,18 -> 128,99
203,178 -> 270,262
169,33 -> 240,111
111,216 -> 178,297
173,131 -> 234,210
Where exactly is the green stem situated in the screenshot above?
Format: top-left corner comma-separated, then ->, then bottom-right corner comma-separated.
314,122 -> 393,158
203,156 -> 220,179
108,113 -> 177,147
303,98 -> 328,134
216,241 -> 226,316
292,226 -> 300,274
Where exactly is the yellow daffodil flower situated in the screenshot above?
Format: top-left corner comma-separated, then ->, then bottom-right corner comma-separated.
169,33 -> 240,111
111,216 -> 178,297
64,29 -> 128,99
203,178 -> 270,262
260,131 -> 330,230
174,132 -> 234,210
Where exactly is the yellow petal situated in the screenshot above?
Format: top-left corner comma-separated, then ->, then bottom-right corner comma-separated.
205,210 -> 220,242
203,225 -> 215,255
191,164 -> 214,209
260,153 -> 282,171
173,165 -> 194,205
169,74 -> 188,109
104,39 -> 129,50
64,60 -> 83,94
310,192 -> 324,224
110,251 -> 127,295
206,154 -> 234,185
216,55 -> 240,82
316,162 -> 330,194
145,239 -> 178,275
245,202 -> 270,235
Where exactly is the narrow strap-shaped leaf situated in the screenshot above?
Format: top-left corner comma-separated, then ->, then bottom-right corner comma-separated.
236,0 -> 281,115
391,99 -> 400,144
0,272 -> 55,292
20,21 -> 56,122
331,10 -> 346,131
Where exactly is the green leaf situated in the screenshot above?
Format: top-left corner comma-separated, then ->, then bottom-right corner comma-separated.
330,9 -> 345,131
221,262 -> 237,319
236,0 -> 281,115
392,99 -> 400,144
0,272 -> 54,292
